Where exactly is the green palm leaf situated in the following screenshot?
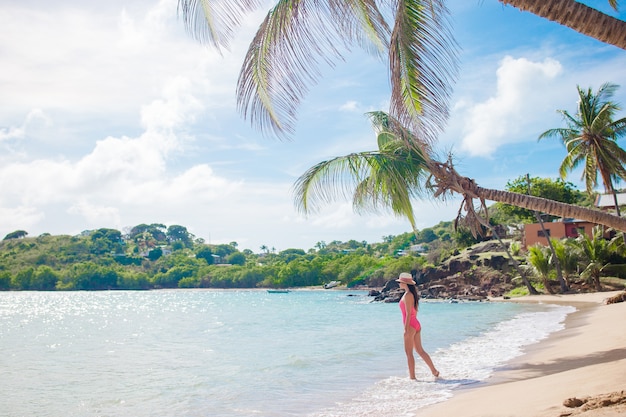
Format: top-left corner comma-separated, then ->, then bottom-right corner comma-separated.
389,0 -> 458,143
293,111 -> 430,235
177,0 -> 262,50
236,0 -> 390,138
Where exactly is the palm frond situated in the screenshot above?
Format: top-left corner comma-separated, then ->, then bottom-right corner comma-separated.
366,110 -> 433,155
237,0 -> 390,138
293,115 -> 430,235
177,0 -> 262,50
388,0 -> 458,144
293,153 -> 377,214
538,127 -> 575,143
331,0 -> 391,55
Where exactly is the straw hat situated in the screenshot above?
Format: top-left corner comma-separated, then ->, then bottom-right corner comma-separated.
396,272 -> 415,285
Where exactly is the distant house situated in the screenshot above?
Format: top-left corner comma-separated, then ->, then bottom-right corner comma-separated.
523,219 -> 596,248
396,244 -> 427,256
409,244 -> 427,253
595,192 -> 626,213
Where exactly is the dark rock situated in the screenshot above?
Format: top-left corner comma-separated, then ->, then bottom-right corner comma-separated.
483,255 -> 507,270
381,280 -> 399,293
563,398 -> 586,408
449,259 -> 471,274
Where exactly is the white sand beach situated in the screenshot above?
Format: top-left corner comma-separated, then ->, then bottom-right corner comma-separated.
417,291 -> 626,417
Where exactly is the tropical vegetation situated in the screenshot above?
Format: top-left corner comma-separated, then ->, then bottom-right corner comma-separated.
0,222 -> 445,291
3,193 -> 626,293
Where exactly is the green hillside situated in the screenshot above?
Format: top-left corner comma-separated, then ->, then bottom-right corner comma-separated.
1,222 -> 469,291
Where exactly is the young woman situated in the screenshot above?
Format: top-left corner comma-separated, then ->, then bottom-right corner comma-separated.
397,272 -> 439,379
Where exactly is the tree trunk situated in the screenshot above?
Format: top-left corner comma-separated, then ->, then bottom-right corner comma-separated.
476,186 -> 626,232
593,273 -> 602,291
500,0 -> 626,50
611,190 -> 622,217
610,189 -> 626,246
541,274 -> 555,294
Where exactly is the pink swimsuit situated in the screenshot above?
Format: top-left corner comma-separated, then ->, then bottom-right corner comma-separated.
400,299 -> 421,331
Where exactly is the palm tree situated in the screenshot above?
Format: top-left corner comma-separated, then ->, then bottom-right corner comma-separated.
295,111 -> 541,294
527,245 -> 555,294
539,83 -> 626,216
574,225 -> 613,291
177,1 -> 626,217
551,237 -> 580,288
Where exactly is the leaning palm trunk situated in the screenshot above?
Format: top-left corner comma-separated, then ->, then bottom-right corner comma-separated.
428,160 -> 626,233
480,187 -> 626,230
500,0 -> 626,50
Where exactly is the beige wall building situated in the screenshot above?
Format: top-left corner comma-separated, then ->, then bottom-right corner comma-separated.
523,220 -> 597,248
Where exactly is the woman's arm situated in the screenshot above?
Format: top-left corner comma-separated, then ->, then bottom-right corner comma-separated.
403,293 -> 414,331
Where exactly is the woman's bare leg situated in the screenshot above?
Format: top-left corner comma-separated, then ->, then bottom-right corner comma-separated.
413,331 -> 439,377
404,331 -> 416,379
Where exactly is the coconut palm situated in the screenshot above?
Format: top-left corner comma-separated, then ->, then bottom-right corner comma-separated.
539,83 -> 626,216
527,245 -> 555,294
574,225 -> 613,291
303,111 -> 626,238
294,111 -> 546,293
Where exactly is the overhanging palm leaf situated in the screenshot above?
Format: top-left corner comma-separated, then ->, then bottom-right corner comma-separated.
227,0 -> 457,142
177,0 -> 263,50
237,0 -> 391,138
389,0 -> 457,143
293,112 -> 431,235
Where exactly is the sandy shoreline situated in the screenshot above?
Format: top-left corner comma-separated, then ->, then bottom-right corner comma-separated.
417,291 -> 626,417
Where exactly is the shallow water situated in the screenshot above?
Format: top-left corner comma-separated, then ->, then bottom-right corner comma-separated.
0,290 -> 573,417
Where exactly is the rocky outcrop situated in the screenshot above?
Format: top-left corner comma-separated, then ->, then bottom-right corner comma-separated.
561,391 -> 626,415
371,249 -> 516,302
605,291 -> 626,304
370,280 -> 404,303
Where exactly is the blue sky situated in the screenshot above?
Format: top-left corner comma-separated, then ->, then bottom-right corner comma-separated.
1,0 -> 625,252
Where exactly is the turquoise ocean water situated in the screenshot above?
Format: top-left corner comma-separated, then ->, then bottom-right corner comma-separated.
0,290 -> 574,417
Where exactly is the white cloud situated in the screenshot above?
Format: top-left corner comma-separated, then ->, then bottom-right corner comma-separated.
0,206 -> 45,237
67,200 -> 122,227
0,0 -> 241,127
458,56 -> 563,157
339,101 -> 359,112
0,126 -> 25,142
0,109 -> 51,142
